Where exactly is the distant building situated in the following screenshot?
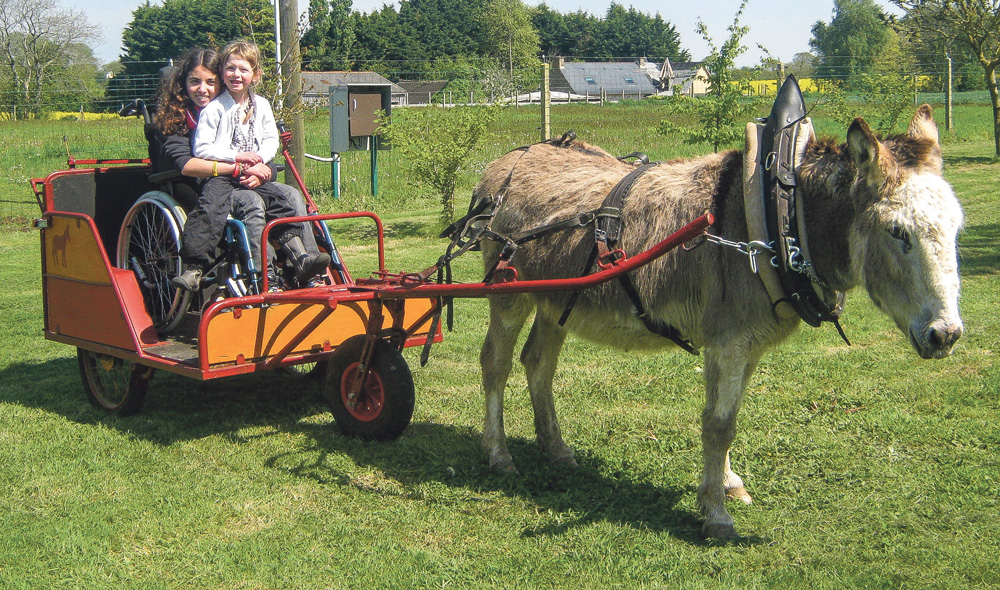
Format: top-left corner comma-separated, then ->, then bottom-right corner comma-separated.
548,57 -> 710,99
300,72 -> 407,106
660,59 -> 711,96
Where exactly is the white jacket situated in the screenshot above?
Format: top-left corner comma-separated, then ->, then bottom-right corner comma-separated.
193,91 -> 279,164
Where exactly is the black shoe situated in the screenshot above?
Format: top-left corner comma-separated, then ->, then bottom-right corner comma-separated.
281,236 -> 332,284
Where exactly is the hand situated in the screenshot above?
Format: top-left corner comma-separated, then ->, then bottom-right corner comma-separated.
235,152 -> 262,165
239,174 -> 262,189
244,162 -> 272,183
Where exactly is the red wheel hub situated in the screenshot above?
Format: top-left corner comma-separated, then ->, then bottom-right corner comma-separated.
340,362 -> 385,422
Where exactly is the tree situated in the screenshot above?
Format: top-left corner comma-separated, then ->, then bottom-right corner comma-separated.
592,3 -> 687,61
658,0 -> 766,152
809,0 -> 894,86
301,0 -> 354,70
786,52 -> 816,79
891,0 -> 1000,156
0,0 -> 99,118
112,0 -> 276,104
480,0 -> 539,76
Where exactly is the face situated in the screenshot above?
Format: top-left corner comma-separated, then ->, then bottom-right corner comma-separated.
855,172 -> 964,359
223,55 -> 258,97
186,65 -> 219,109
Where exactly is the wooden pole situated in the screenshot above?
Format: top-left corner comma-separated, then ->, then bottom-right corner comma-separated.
279,0 -> 304,185
541,62 -> 551,142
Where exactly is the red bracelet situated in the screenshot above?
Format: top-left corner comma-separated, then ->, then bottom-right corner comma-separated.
232,163 -> 242,178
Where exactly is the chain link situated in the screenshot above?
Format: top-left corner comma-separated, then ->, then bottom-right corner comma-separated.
703,234 -> 775,274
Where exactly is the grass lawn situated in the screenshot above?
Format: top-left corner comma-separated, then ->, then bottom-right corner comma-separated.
1,103 -> 998,588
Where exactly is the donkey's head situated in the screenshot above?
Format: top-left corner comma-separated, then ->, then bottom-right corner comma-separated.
846,105 -> 963,359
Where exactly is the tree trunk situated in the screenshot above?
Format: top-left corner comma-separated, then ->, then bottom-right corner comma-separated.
987,65 -> 1000,157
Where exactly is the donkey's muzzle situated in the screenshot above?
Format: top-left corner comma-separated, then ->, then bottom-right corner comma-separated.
913,322 -> 963,359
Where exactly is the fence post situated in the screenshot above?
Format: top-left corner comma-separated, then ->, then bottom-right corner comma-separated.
945,54 -> 954,132
541,62 -> 551,142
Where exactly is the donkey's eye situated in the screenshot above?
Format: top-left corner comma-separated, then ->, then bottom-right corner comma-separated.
888,226 -> 912,254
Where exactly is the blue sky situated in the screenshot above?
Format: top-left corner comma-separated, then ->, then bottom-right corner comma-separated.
68,0 -> 902,66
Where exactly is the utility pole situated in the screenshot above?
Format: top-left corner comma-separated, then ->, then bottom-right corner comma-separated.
279,0 -> 304,184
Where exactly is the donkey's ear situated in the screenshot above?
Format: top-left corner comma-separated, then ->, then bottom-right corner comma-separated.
847,117 -> 880,167
908,104 -> 939,144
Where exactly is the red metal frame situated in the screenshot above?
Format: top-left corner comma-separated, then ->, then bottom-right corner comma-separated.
33,129 -> 715,389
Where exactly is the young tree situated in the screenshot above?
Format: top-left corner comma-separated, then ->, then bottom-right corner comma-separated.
891,0 -> 1000,156
0,0 -> 99,118
377,104 -> 501,225
658,0 -> 766,152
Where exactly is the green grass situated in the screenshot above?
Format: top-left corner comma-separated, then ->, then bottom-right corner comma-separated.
1,105 -> 999,588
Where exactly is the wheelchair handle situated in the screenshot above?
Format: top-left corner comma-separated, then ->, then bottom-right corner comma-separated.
118,98 -> 152,124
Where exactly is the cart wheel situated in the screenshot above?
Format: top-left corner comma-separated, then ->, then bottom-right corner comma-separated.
324,335 -> 414,441
117,192 -> 191,334
77,348 -> 153,415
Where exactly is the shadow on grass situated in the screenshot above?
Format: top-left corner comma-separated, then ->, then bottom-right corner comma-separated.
0,357 -> 758,547
960,223 -> 1000,276
945,154 -> 1000,167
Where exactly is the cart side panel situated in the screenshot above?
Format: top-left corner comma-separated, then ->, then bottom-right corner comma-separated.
42,214 -> 157,352
44,166 -> 156,255
202,298 -> 438,366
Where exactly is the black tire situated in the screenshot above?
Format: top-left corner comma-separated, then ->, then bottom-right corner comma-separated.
77,348 -> 153,415
117,192 -> 191,334
324,335 -> 414,441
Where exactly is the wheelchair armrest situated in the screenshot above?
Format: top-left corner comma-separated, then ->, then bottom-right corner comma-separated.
148,169 -> 181,184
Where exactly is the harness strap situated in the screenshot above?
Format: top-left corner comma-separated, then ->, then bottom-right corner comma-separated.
557,162 -> 698,354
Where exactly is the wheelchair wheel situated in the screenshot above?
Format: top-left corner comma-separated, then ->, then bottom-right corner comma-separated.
117,192 -> 191,334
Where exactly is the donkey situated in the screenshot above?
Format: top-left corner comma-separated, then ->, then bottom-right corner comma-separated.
472,106 -> 963,540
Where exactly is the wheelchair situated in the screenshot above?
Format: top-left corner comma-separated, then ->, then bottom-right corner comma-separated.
116,98 -> 339,334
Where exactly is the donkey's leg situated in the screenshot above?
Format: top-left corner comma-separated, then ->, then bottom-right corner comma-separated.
481,294 -> 532,473
697,344 -> 758,539
520,313 -> 575,467
724,357 -> 759,505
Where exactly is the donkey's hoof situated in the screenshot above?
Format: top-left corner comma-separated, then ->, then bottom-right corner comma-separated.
489,457 -> 518,474
726,486 -> 753,505
550,452 -> 578,469
702,522 -> 740,540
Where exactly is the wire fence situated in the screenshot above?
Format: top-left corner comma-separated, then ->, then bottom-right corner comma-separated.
2,56 -> 993,220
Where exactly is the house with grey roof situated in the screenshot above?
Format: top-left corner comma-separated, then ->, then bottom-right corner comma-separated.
550,58 -> 659,99
548,57 -> 709,99
300,72 -> 407,106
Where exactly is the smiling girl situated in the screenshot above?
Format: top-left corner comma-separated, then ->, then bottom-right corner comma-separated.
174,40 -> 328,292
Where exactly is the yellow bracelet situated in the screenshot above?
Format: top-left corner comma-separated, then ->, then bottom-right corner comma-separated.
212,161 -> 218,177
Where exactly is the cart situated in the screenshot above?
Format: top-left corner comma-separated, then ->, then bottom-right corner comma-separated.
31,114 -> 712,441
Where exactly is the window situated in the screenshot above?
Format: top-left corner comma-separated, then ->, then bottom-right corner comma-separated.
584,76 -> 596,85
623,77 -> 636,85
